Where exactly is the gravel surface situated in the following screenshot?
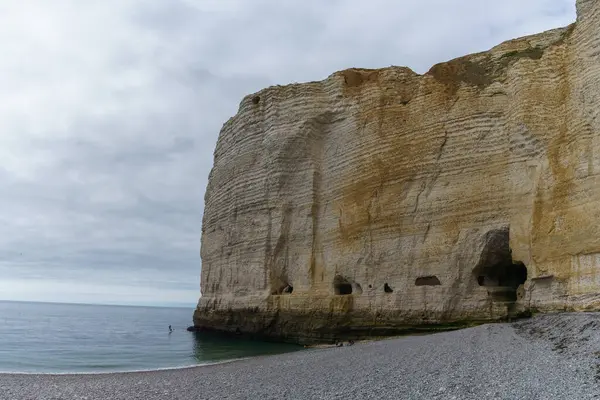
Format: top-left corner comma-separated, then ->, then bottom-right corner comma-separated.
2,313 -> 600,399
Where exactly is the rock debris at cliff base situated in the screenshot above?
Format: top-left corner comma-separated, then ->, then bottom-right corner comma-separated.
3,314 -> 600,399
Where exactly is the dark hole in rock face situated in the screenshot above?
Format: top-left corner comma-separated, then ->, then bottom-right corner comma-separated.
415,276 -> 441,286
252,96 -> 260,104
368,284 -> 372,289
473,227 -> 528,302
384,283 -> 394,293
282,285 -> 293,294
335,283 -> 353,295
333,275 -> 354,295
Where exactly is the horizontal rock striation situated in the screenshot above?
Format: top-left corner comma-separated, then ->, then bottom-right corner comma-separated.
194,0 -> 600,343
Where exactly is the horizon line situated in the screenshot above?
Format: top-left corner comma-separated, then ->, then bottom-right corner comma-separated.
0,299 -> 196,309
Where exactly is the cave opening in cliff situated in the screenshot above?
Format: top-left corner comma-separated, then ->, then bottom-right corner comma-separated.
335,283 -> 353,295
384,283 -> 394,293
472,228 -> 527,302
415,276 -> 442,286
333,276 -> 353,295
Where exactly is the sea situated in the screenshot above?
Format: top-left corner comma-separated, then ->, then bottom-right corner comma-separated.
0,301 -> 302,374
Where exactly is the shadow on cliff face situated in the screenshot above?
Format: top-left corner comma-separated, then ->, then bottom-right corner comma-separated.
472,228 -> 527,302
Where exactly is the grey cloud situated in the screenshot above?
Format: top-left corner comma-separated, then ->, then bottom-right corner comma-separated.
0,0 -> 575,306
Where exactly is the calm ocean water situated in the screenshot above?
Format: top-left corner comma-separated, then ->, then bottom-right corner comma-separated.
0,301 -> 301,373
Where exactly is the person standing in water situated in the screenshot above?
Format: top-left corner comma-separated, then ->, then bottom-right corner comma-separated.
169,325 -> 172,333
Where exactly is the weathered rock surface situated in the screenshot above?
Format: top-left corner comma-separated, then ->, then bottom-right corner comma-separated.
194,0 -> 600,343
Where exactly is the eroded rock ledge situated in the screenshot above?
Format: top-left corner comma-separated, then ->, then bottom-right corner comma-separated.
194,0 -> 600,343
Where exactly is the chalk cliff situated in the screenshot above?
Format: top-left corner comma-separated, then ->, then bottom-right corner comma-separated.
194,0 -> 600,343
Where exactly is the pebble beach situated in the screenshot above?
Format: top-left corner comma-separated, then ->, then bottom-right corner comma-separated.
2,313 -> 600,399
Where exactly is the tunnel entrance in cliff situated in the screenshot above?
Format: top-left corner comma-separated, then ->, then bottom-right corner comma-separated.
333,276 -> 354,295
472,228 -> 527,302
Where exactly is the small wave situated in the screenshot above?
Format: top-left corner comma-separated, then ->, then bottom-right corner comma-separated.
0,358 -> 249,376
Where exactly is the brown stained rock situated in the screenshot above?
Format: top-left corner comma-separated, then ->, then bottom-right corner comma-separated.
195,0 -> 600,342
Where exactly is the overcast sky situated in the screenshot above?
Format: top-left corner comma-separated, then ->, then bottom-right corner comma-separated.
0,0 -> 576,307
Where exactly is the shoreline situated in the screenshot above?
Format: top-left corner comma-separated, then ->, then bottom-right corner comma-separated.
0,358 -> 250,377
0,328 -> 464,376
1,326 -> 473,376
3,314 -> 600,399
0,319 -> 528,376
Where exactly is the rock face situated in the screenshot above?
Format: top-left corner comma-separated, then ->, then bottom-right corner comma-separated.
194,0 -> 600,343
